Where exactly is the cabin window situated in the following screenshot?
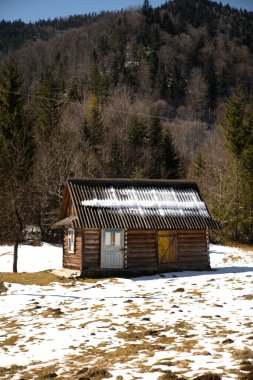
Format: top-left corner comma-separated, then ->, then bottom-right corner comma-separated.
67,229 -> 75,253
105,231 -> 121,246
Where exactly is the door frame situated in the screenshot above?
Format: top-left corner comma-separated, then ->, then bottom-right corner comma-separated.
101,228 -> 124,269
157,230 -> 178,266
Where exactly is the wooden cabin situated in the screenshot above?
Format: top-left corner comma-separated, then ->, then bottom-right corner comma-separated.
53,179 -> 220,276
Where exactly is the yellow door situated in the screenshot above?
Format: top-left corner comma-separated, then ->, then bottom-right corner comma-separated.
158,231 -> 178,264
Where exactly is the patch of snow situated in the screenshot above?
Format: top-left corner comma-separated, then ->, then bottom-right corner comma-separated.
0,243 -> 252,379
0,243 -> 62,272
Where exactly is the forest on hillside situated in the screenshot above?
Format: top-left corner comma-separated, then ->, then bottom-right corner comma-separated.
0,0 -> 253,245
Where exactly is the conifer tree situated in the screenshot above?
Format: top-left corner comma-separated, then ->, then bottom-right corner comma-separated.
35,77 -> 62,141
141,0 -> 153,21
149,116 -> 162,147
225,87 -> 248,158
85,96 -> 104,147
192,151 -> 205,178
149,26 -> 160,87
0,58 -> 23,141
128,115 -> 146,147
0,57 -> 33,272
240,110 -> 253,242
108,140 -> 123,178
225,86 -> 251,241
140,0 -> 153,46
204,56 -> 218,115
156,64 -> 168,98
88,65 -> 109,103
161,129 -> 181,179
146,116 -> 163,178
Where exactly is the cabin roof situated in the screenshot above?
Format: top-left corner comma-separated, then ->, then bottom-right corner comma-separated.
55,178 -> 219,230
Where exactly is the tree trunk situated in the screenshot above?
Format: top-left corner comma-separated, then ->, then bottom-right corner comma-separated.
250,176 -> 253,244
13,202 -> 23,273
13,239 -> 19,273
235,161 -> 239,242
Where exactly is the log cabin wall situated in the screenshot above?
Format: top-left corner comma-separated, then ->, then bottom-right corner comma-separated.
82,228 -> 101,270
67,228 -> 210,274
178,229 -> 210,270
63,228 -> 82,269
81,229 -> 158,273
125,229 -> 157,270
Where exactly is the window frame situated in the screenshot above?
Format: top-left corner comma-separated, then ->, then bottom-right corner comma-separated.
67,228 -> 75,253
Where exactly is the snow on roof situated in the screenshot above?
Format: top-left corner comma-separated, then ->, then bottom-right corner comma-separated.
56,179 -> 220,229
81,187 -> 209,217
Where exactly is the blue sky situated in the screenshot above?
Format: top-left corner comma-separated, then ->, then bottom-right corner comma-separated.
1,0 -> 253,23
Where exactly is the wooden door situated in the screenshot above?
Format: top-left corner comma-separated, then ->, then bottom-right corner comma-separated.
101,229 -> 124,268
158,231 -> 178,264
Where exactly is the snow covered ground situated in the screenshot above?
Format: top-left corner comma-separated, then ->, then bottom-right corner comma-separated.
0,243 -> 62,273
0,243 -> 253,379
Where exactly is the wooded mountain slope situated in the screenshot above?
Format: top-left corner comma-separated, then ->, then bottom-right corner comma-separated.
0,0 -> 253,244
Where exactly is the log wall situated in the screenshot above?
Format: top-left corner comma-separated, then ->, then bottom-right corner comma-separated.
82,228 -> 101,269
63,228 -> 210,274
63,229 -> 82,269
126,229 -> 157,270
178,230 -> 210,270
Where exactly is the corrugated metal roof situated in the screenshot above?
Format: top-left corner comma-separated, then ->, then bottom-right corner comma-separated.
64,179 -> 220,230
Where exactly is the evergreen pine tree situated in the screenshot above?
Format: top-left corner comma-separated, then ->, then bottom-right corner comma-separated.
139,0 -> 153,46
85,96 -> 104,147
225,86 -> 250,241
149,116 -> 162,147
88,65 -> 109,103
149,26 -> 160,87
0,57 -> 33,272
161,129 -> 181,179
35,77 -> 62,141
204,56 -> 218,114
156,64 -> 168,98
0,57 -> 23,141
169,65 -> 186,108
225,87 -> 248,158
108,140 -> 123,178
141,0 -> 153,21
192,151 -> 205,178
128,115 -> 146,147
240,110 -> 253,243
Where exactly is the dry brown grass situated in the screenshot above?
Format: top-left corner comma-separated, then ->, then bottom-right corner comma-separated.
241,294 -> 253,300
20,364 -> 59,380
232,348 -> 253,361
0,316 -> 23,330
158,369 -> 186,379
42,307 -> 64,318
0,365 -> 27,380
187,290 -> 203,297
170,339 -> 200,353
223,255 -> 243,263
226,243 -> 253,252
172,321 -> 193,335
117,323 -> 163,342
2,335 -> 20,346
76,366 -> 112,379
0,282 -> 8,294
0,271 -> 68,286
